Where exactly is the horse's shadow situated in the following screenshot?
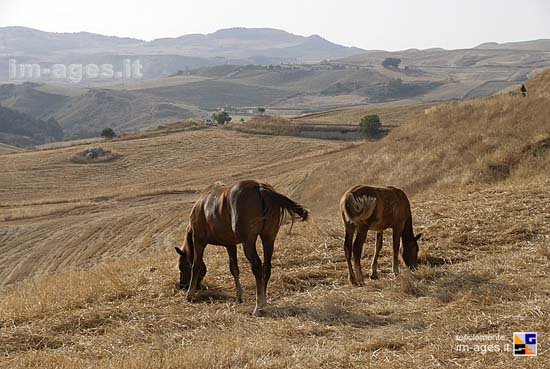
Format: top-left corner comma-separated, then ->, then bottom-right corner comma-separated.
420,255 -> 458,267
266,304 -> 400,328
176,284 -> 236,303
180,285 -> 400,328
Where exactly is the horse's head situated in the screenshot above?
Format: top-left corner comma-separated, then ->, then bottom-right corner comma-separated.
402,233 -> 422,270
175,225 -> 193,290
175,224 -> 207,290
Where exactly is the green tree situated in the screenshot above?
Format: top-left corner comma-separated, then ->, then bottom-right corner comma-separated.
359,115 -> 382,138
258,107 -> 266,115
101,127 -> 116,139
212,111 -> 232,125
385,78 -> 404,97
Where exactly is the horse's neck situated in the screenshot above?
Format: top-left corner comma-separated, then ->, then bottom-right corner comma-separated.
402,215 -> 415,241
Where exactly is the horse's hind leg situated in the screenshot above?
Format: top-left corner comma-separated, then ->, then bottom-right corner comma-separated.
260,232 -> 275,293
370,231 -> 383,279
343,222 -> 357,285
243,238 -> 266,316
352,228 -> 368,286
226,245 -> 243,303
186,240 -> 206,302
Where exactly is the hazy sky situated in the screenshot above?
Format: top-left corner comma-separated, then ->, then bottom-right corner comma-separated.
1,0 -> 549,51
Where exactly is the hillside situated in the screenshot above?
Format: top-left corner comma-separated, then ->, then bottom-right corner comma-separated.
0,105 -> 63,147
0,83 -> 202,139
294,70 -> 550,210
475,39 -> 550,51
0,143 -> 23,153
0,70 -> 549,368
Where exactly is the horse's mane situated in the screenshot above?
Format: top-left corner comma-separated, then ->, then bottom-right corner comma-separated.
343,188 -> 377,222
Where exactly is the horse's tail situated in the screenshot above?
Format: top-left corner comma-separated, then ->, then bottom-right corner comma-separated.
342,191 -> 377,223
258,184 -> 309,227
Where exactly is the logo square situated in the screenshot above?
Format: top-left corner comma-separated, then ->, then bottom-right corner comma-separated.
513,332 -> 537,357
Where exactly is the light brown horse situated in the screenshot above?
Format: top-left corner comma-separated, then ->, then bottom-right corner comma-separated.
175,180 -> 308,316
340,185 -> 421,286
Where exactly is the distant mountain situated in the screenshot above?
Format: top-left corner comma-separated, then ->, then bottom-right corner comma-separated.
0,26 -> 142,55
475,39 -> 550,51
0,26 -> 364,75
147,28 -> 364,61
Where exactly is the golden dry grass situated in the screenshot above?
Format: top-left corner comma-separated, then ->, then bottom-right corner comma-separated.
291,101 -> 434,127
1,71 -> 550,368
0,129 -> 348,285
294,71 -> 550,213
0,178 -> 548,368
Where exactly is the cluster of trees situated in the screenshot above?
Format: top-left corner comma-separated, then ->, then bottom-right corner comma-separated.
382,57 -> 402,69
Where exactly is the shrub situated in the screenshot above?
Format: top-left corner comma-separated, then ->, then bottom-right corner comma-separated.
359,115 -> 382,138
101,127 -> 116,139
212,111 -> 232,125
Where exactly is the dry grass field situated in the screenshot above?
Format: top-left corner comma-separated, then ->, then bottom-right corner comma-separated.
0,71 -> 549,368
290,101 -> 434,127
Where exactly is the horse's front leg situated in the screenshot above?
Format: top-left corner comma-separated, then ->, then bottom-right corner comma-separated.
391,227 -> 402,275
186,241 -> 206,302
343,222 -> 356,285
352,227 -> 368,286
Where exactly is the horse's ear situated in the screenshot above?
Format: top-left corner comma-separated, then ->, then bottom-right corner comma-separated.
175,247 -> 185,256
415,233 -> 422,241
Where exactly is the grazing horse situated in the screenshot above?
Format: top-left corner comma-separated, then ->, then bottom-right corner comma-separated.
175,180 -> 309,316
340,185 -> 421,286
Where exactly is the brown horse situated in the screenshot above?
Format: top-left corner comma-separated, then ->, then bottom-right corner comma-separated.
340,185 -> 421,286
175,180 -> 308,316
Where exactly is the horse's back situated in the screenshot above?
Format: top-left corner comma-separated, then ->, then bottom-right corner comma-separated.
341,185 -> 412,229
191,180 -> 267,245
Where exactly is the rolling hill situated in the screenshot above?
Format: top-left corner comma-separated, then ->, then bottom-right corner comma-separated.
0,83 -> 202,139
0,105 -> 63,147
2,28 -> 550,144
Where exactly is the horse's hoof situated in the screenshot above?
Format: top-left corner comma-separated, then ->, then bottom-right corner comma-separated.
186,294 -> 194,302
236,297 -> 243,304
369,274 -> 379,280
253,308 -> 264,317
